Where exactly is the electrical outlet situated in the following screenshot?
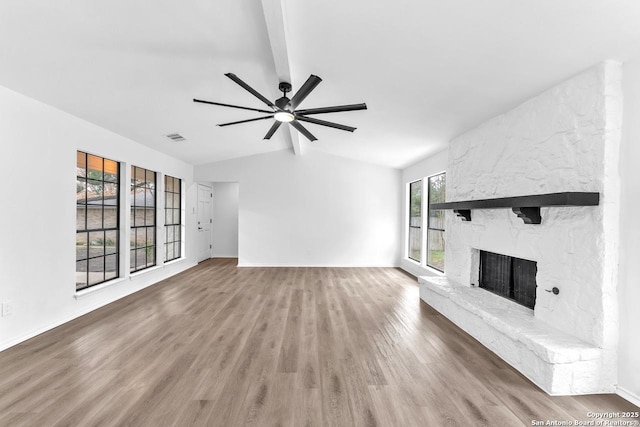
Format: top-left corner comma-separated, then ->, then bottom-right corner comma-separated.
1,302 -> 13,317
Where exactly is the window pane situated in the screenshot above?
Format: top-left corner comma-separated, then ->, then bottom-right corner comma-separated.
166,243 -> 174,261
104,206 -> 117,229
410,181 -> 422,219
429,174 -> 446,204
166,225 -> 174,243
76,260 -> 88,290
428,173 -> 446,230
131,188 -> 142,207
89,231 -> 105,258
104,160 -> 118,182
104,182 -> 118,203
134,167 -> 146,186
146,188 -> 155,207
87,180 -> 102,201
105,255 -> 118,280
76,232 -> 88,261
105,230 -> 117,255
174,242 -> 181,259
173,209 -> 180,225
146,170 -> 155,187
427,229 -> 445,271
130,229 -> 136,247
77,152 -> 86,177
134,207 -> 146,227
136,227 -> 146,248
76,178 -> 87,204
135,249 -> 146,269
408,227 -> 421,262
146,247 -> 155,267
88,258 -> 105,285
146,228 -> 155,247
76,206 -> 86,231
87,155 -> 103,180
429,209 -> 445,230
130,250 -> 137,271
172,193 -> 180,209
145,208 -> 155,226
86,207 -> 103,230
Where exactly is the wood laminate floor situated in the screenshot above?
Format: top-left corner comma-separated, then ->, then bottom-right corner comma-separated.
0,259 -> 637,426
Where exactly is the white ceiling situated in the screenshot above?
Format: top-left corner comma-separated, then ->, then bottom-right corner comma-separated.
1,0 -> 640,169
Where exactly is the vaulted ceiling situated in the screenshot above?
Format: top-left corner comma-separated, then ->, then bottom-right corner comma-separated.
2,1 -> 640,168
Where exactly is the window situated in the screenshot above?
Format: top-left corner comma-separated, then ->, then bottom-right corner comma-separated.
164,175 -> 182,262
408,180 -> 422,262
427,173 -> 446,271
130,166 -> 156,272
76,151 -> 120,290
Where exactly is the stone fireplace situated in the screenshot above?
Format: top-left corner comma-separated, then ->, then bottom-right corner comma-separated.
419,62 -> 622,395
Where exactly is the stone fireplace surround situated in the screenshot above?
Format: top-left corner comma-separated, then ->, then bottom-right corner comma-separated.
419,62 -> 621,395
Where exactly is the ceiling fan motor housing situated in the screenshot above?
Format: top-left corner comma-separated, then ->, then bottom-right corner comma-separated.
275,96 -> 291,110
278,81 -> 292,94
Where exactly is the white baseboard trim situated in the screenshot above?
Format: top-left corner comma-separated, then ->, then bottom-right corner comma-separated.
617,386 -> 640,408
0,261 -> 197,353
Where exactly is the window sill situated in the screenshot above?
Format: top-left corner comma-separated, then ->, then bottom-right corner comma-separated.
74,278 -> 127,299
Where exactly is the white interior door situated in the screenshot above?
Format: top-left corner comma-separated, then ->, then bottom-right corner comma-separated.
197,183 -> 213,262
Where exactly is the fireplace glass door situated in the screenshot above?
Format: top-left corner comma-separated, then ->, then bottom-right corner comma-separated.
479,250 -> 537,309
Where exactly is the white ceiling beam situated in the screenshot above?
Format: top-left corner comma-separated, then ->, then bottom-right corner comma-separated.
260,0 -> 303,156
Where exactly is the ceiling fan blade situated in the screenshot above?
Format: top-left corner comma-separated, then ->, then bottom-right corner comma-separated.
290,120 -> 317,141
263,121 -> 282,140
225,73 -> 275,108
294,103 -> 367,115
296,115 -> 356,132
217,115 -> 273,127
193,99 -> 273,114
288,75 -> 322,110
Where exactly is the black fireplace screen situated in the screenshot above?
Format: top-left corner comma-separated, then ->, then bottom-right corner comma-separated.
479,251 -> 537,309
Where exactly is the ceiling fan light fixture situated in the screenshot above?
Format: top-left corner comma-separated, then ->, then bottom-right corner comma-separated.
274,111 -> 295,122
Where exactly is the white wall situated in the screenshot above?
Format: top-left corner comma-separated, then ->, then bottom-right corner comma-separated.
618,57 -> 640,405
212,182 -> 239,258
400,149 -> 449,277
195,150 -> 401,266
0,85 -> 197,351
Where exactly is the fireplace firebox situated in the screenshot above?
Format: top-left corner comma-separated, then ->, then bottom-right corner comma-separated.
479,251 -> 537,309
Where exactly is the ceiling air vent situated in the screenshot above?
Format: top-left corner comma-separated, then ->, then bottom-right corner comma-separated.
164,133 -> 186,142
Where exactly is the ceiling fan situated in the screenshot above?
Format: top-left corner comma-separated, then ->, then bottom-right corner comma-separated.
193,73 -> 367,141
